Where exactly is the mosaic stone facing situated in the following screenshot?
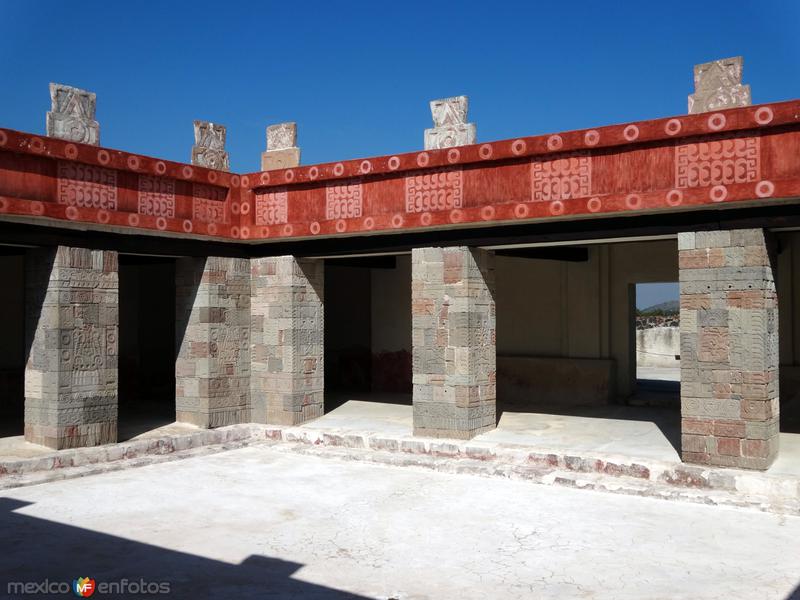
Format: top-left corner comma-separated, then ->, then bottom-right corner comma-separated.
24,246 -> 119,449
175,257 -> 251,428
412,247 -> 496,439
679,229 -> 779,469
250,256 -> 324,425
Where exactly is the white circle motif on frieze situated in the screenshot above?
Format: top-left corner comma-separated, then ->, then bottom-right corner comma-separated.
755,106 -> 774,125
707,113 -> 726,131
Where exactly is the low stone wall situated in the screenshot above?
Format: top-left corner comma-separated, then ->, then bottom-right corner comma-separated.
636,326 -> 680,368
497,356 -> 615,407
635,315 -> 679,329
2,422 -> 799,515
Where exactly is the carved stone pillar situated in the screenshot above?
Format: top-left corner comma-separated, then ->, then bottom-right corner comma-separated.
175,257 -> 250,428
412,247 -> 496,439
679,229 -> 779,469
25,246 -> 118,449
251,256 -> 324,425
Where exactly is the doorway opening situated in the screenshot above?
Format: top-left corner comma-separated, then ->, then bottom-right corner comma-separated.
632,282 -> 680,407
118,255 -> 176,440
323,254 -> 412,417
0,248 -> 25,440
491,238 -> 681,459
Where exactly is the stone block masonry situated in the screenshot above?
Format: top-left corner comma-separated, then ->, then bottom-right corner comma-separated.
412,247 -> 496,439
175,257 -> 251,428
679,229 -> 779,469
251,256 -> 324,425
24,246 -> 118,449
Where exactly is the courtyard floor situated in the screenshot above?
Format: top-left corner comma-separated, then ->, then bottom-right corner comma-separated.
0,445 -> 799,599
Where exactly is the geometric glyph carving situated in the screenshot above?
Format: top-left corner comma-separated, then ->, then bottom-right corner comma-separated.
192,183 -> 227,224
424,96 -> 476,150
191,121 -> 230,171
405,168 -> 463,213
57,161 -> 118,210
530,153 -> 591,202
192,198 -> 226,224
255,188 -> 288,225
46,83 -> 100,145
262,123 -> 301,170
325,182 -> 362,220
675,137 -> 760,188
431,96 -> 468,127
137,176 -> 175,217
267,123 -> 297,151
688,57 -> 752,114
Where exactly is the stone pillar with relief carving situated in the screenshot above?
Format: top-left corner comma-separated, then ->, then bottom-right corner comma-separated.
24,246 -> 118,449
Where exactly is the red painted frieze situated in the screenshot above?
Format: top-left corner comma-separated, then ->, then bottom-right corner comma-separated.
405,168 -> 463,214
0,100 -> 799,241
137,175 -> 175,218
675,137 -> 760,188
254,188 -> 288,226
530,153 -> 591,202
326,181 -> 363,220
57,161 -> 117,210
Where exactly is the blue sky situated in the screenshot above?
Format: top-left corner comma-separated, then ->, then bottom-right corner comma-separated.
0,1 -> 796,307
1,0 -> 798,173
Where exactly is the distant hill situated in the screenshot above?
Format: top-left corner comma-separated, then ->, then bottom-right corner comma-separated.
637,299 -> 679,315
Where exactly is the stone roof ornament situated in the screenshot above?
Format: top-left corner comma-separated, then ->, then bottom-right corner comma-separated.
424,95 -> 476,150
262,122 -> 300,170
688,57 -> 751,114
191,121 -> 230,171
46,83 -> 100,145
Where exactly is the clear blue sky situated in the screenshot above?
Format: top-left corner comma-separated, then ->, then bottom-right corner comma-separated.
636,283 -> 679,311
1,0 -> 798,173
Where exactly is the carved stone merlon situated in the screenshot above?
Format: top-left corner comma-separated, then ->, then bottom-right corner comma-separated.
191,121 -> 230,171
424,95 -> 476,150
688,57 -> 752,114
261,122 -> 300,171
46,83 -> 100,145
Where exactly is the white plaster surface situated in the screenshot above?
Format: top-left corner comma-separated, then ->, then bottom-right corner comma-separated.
1,446 -> 799,599
314,398 -> 412,436
481,410 -> 681,461
313,400 -> 681,462
637,366 -> 681,381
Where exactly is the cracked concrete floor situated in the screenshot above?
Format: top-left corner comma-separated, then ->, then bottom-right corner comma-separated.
1,446 -> 799,599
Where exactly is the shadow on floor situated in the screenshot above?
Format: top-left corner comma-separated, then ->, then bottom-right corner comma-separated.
117,403 -> 177,442
0,497 -> 370,599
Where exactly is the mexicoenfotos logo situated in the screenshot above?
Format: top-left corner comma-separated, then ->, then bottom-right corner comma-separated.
72,577 -> 96,597
7,576 -> 170,595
